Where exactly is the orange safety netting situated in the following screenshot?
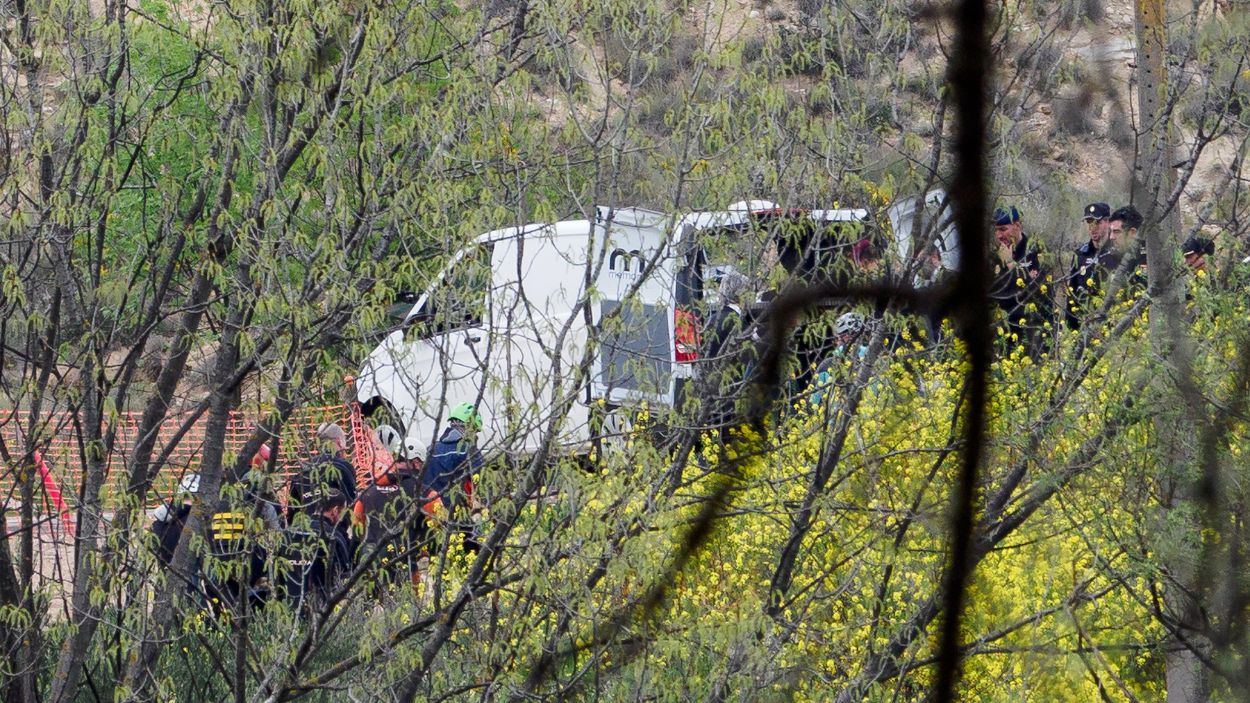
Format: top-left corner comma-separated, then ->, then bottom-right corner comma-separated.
0,403 -> 389,522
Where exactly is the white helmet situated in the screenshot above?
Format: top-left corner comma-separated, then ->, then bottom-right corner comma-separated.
834,312 -> 865,336
375,424 -> 402,456
177,473 -> 201,495
400,438 -> 424,462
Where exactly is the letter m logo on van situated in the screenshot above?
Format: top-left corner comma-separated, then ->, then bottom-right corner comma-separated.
609,248 -> 646,276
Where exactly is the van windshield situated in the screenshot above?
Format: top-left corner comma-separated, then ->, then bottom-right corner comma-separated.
407,243 -> 494,338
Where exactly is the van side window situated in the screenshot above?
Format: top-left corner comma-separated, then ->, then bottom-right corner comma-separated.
408,243 -> 494,338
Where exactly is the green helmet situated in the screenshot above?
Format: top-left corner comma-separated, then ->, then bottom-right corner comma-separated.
448,402 -> 482,430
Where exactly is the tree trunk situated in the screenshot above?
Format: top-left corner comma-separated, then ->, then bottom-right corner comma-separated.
1133,1 -> 1210,701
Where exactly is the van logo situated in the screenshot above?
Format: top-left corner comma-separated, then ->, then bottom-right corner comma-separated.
609,248 -> 647,274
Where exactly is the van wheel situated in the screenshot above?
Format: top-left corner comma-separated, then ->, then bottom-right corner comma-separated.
361,398 -> 406,438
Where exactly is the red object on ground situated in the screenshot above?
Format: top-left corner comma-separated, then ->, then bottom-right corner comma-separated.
34,450 -> 75,538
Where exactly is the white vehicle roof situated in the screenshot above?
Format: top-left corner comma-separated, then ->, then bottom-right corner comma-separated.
676,205 -> 869,235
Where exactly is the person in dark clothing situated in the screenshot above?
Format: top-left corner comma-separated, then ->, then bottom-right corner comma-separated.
988,205 -> 1055,357
422,403 -> 486,552
699,271 -> 755,433
289,422 -> 358,522
1066,202 -> 1115,330
1105,206 -> 1148,291
287,424 -> 358,568
702,270 -> 751,361
241,443 -> 284,532
1182,236 -> 1216,273
914,239 -> 957,346
278,487 -> 352,611
205,495 -> 269,614
352,441 -> 424,589
151,473 -> 201,567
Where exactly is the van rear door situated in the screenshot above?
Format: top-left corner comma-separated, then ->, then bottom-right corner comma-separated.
589,207 -> 676,407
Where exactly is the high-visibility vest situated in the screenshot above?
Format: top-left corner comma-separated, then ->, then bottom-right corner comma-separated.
210,511 -> 250,556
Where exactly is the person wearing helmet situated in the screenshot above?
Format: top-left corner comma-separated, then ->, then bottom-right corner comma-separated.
810,312 -> 871,406
374,424 -> 403,457
151,473 -> 201,567
351,437 -> 425,589
833,312 -> 866,346
420,402 -> 486,552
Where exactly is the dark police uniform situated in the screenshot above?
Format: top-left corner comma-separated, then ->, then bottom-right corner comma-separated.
989,233 -> 1054,356
277,512 -> 352,611
1065,240 -> 1115,330
205,502 -> 267,613
152,503 -> 192,567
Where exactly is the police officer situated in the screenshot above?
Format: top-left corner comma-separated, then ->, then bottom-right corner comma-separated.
1105,206 -> 1148,290
1066,202 -> 1112,330
277,487 -> 352,611
206,491 -> 268,615
988,205 -> 1054,357
1182,236 -> 1215,273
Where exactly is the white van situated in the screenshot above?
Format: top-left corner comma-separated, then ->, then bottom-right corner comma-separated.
886,189 -> 960,273
355,207 -> 687,457
356,200 -> 915,459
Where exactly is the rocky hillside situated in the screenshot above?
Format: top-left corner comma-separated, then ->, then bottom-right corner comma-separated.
512,0 -> 1245,253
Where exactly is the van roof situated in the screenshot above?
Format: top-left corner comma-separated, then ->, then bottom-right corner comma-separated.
464,204 -> 871,251
469,207 -> 673,247
676,206 -> 868,234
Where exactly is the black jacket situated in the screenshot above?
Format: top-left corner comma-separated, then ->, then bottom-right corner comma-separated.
279,514 -> 352,607
291,453 -> 358,511
989,234 -> 1054,350
152,503 -> 192,566
699,304 -> 756,424
357,475 -> 421,547
1066,239 -> 1110,329
701,304 -> 747,363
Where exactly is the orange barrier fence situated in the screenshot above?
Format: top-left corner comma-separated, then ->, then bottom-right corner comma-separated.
0,403 -> 381,520
350,400 -> 394,487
